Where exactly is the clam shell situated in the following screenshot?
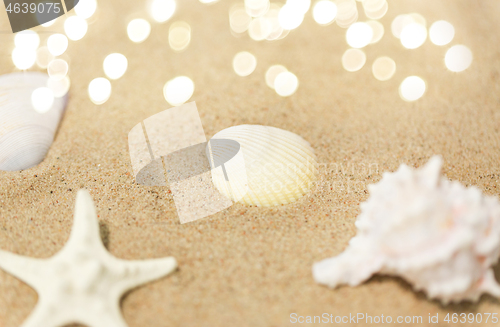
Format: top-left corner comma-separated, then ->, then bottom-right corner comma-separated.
0,72 -> 68,171
208,125 -> 317,206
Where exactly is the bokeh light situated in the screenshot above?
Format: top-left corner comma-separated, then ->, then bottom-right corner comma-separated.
47,59 -> 69,81
127,19 -> 151,43
41,18 -> 57,27
346,22 -> 373,48
47,34 -> 69,56
14,30 -> 40,50
230,4 -> 252,34
163,76 -> 195,106
274,71 -> 298,97
149,0 -> 176,23
400,23 -> 427,49
31,87 -> 55,113
12,48 -> 36,70
64,16 -> 88,41
372,56 -> 396,81
366,20 -> 384,43
409,13 -> 426,27
169,21 -> 191,51
429,20 -> 454,46
265,65 -> 288,89
264,4 -> 285,41
233,51 -> 257,76
248,17 -> 272,40
245,0 -> 270,17
103,53 -> 128,80
362,0 -> 387,20
88,77 -> 112,105
312,0 -> 337,26
278,3 -> 304,30
445,45 -> 473,72
47,76 -> 71,98
36,47 -> 54,68
75,0 -> 97,19
391,14 -> 415,39
342,48 -> 366,72
335,0 -> 358,28
399,76 -> 426,101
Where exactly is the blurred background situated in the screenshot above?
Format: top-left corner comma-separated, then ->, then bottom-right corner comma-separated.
1,0 -> 500,326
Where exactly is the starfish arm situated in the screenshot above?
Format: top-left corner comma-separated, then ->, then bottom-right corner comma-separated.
20,299 -> 60,327
63,190 -> 107,252
85,305 -> 130,327
114,256 -> 178,293
0,249 -> 46,291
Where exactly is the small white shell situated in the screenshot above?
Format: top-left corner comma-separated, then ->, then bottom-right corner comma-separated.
0,72 -> 68,171
208,125 -> 317,206
313,156 -> 500,304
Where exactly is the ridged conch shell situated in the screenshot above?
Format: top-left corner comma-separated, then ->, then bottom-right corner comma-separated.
313,156 -> 500,304
207,125 -> 317,206
0,72 -> 67,171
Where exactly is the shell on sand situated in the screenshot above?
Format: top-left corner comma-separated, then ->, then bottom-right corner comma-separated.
313,156 -> 500,304
207,124 -> 317,207
0,72 -> 68,171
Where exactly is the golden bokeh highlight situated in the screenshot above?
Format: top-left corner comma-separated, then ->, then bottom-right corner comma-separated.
163,76 -> 195,106
47,34 -> 69,56
274,71 -> 298,97
229,4 -> 252,34
445,45 -> 472,72
248,17 -> 272,40
88,77 -> 112,105
399,76 -> 426,101
36,47 -> 54,69
400,23 -> 427,49
64,16 -> 88,41
362,0 -> 388,20
233,51 -> 257,76
47,59 -> 69,81
245,0 -> 270,17
366,20 -> 384,44
47,76 -> 71,98
312,0 -> 337,26
127,19 -> 151,43
12,48 -> 36,70
75,0 -> 97,19
346,22 -> 373,48
265,65 -> 288,89
372,56 -> 396,81
335,0 -> 358,28
429,20 -> 454,46
14,30 -> 40,50
342,48 -> 366,72
31,87 -> 55,113
149,0 -> 176,23
169,21 -> 191,51
103,53 -> 128,80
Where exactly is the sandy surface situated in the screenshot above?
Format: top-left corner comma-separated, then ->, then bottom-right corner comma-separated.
1,0 -> 500,326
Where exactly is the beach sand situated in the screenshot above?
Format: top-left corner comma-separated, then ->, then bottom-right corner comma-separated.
1,0 -> 500,326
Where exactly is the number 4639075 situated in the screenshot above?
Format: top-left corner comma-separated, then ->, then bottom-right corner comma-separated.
6,2 -> 61,14
444,313 -> 498,324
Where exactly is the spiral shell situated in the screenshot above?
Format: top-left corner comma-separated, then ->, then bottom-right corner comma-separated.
313,156 -> 500,304
207,125 -> 317,206
0,72 -> 68,171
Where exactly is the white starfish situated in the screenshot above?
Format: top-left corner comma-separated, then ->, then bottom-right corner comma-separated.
0,190 -> 177,327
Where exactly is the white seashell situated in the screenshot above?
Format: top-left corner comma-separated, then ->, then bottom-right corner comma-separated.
0,72 -> 68,171
208,125 -> 317,206
313,156 -> 500,304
